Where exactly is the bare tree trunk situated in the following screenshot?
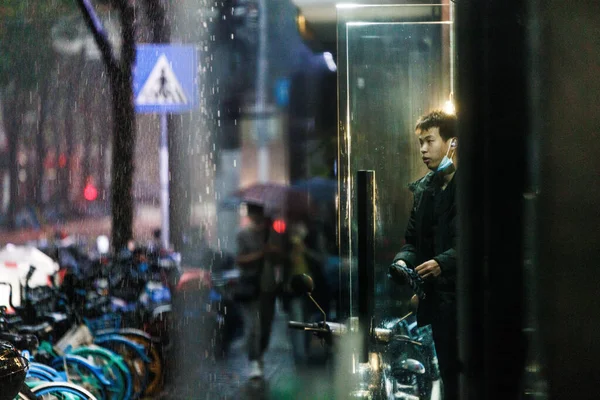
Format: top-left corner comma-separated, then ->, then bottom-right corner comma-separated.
52,65 -> 65,212
63,56 -> 81,212
109,68 -> 136,250
145,0 -> 170,43
81,64 -> 94,193
57,91 -> 69,209
3,88 -> 22,229
99,85 -> 111,199
77,0 -> 137,251
35,81 -> 49,207
109,4 -> 136,252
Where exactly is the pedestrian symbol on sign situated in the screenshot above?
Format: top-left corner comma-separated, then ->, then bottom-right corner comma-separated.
136,54 -> 188,105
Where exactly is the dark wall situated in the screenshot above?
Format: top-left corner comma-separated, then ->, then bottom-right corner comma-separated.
534,1 -> 600,398
457,0 -> 600,399
455,0 -> 528,399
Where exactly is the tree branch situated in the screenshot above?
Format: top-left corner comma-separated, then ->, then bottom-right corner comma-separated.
144,0 -> 170,43
116,0 -> 136,69
75,0 -> 118,71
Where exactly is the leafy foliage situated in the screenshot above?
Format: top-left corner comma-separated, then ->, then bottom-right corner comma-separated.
0,0 -> 74,88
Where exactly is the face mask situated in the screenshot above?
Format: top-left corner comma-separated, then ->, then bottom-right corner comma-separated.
436,139 -> 457,175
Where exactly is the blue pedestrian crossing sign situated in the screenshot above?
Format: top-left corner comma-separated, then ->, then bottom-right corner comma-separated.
134,44 -> 198,114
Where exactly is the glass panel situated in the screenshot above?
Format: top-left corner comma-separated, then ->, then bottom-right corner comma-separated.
338,2 -> 453,322
336,4 -> 453,396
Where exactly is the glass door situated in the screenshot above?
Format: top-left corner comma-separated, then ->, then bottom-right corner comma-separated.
335,2 -> 454,395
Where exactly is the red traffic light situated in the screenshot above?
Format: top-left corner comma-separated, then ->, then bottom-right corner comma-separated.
272,218 -> 286,234
84,182 -> 98,201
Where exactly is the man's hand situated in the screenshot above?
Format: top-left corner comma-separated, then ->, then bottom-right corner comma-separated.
415,259 -> 441,279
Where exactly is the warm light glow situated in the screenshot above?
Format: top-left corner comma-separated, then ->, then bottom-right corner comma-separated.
443,92 -> 456,115
297,14 -> 312,40
443,99 -> 456,115
369,352 -> 380,371
297,14 -> 306,31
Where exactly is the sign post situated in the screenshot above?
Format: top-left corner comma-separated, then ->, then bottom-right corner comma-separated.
134,44 -> 198,249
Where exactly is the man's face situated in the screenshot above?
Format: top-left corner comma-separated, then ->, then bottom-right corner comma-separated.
417,127 -> 452,171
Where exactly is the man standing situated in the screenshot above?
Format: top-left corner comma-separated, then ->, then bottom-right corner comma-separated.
389,110 -> 459,399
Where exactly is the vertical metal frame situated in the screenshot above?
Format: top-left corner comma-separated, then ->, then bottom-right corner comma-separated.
356,169 -> 375,363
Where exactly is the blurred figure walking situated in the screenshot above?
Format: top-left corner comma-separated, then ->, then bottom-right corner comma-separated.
235,203 -> 279,380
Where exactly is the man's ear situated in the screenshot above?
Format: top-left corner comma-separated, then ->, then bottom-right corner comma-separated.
450,138 -> 458,148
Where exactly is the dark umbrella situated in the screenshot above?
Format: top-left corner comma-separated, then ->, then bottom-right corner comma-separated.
292,177 -> 338,204
292,178 -> 338,244
221,182 -> 314,219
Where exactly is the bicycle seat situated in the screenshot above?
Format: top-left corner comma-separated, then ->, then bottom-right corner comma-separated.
18,322 -> 53,341
42,312 -> 68,325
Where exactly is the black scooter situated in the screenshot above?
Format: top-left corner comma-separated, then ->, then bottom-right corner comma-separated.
288,273 -> 442,399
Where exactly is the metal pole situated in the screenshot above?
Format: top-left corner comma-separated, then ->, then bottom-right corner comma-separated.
256,0 -> 269,183
160,113 -> 170,249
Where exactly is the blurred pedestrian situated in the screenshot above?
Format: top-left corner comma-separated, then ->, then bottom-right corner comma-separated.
235,203 -> 279,380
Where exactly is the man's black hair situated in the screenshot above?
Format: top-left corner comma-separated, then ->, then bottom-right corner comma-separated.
415,110 -> 457,141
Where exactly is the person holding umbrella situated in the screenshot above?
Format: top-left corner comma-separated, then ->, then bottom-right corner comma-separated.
235,202 -> 280,380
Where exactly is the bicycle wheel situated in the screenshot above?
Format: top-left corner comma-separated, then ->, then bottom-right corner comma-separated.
95,327 -> 165,396
27,362 -> 64,382
118,333 -> 163,396
30,381 -> 98,399
70,346 -> 131,400
50,355 -> 108,400
94,336 -> 149,399
95,328 -> 165,396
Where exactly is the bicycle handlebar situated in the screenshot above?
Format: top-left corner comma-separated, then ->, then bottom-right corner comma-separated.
0,282 -> 16,310
288,320 -> 347,336
288,321 -> 323,331
289,320 -> 422,347
25,265 -> 36,283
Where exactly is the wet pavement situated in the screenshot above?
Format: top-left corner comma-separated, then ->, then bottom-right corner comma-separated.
155,304 -> 334,400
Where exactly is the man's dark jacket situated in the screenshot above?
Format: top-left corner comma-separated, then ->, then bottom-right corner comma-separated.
393,171 -> 457,327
